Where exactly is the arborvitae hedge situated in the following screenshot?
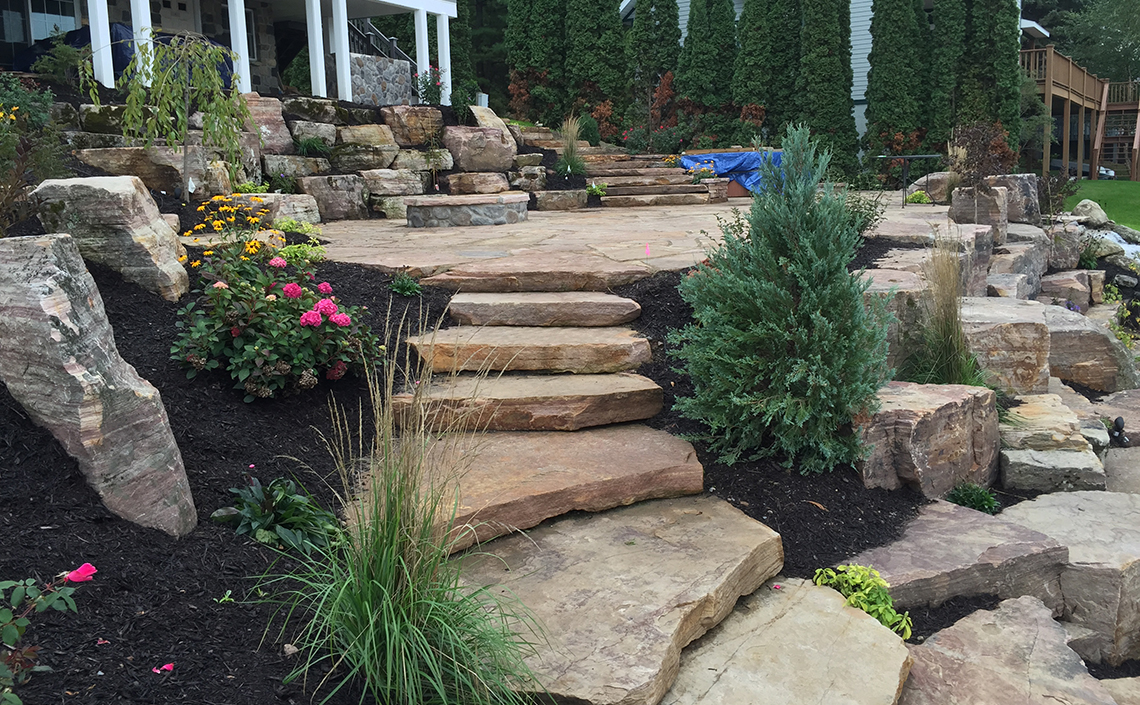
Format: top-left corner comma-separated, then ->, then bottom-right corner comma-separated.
505,0 -> 567,121
628,0 -> 682,115
675,0 -> 737,108
864,0 -> 922,155
927,0 -> 965,148
451,0 -> 479,90
565,0 -> 629,104
669,125 -> 892,473
799,0 -> 859,175
732,0 -> 771,112
959,0 -> 1023,147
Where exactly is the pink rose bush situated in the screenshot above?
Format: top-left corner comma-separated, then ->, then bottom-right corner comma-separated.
172,227 -> 379,400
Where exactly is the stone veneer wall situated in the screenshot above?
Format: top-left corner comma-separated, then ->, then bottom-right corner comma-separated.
326,53 -> 415,107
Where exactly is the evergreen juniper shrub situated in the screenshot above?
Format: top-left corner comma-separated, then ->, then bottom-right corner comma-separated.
669,125 -> 892,473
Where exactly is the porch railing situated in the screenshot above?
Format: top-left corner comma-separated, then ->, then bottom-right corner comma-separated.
1020,46 -> 1104,107
347,19 -> 418,99
1108,81 -> 1140,107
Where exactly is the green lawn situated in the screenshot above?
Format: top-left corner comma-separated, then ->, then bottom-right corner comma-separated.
1064,180 -> 1140,229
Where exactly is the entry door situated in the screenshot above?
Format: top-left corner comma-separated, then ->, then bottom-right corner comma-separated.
158,0 -> 199,33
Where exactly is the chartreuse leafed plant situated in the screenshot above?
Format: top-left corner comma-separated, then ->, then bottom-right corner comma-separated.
813,564 -> 912,638
261,325 -> 541,705
900,229 -> 988,387
555,115 -> 586,176
945,482 -> 1000,515
2,564 -> 97,705
171,194 -> 379,400
669,125 -> 892,473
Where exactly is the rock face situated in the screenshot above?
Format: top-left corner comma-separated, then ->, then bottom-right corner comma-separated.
999,393 -> 1089,451
1101,678 -> 1140,705
448,292 -> 642,327
33,176 -> 188,301
296,175 -> 369,220
863,269 -> 925,370
1073,199 -> 1110,228
535,189 -> 588,210
1001,491 -> 1140,666
1106,447 -> 1140,493
985,173 -> 1040,225
469,105 -> 510,134
282,96 -> 340,124
960,297 -> 1051,394
1000,447 -> 1106,491
987,273 -> 1029,298
989,240 -> 1048,298
287,120 -> 336,147
332,124 -> 399,170
459,496 -> 783,705
1039,270 -> 1091,311
252,193 -> 322,225
899,596 -> 1117,705
949,186 -> 1009,244
244,93 -> 293,155
379,105 -> 443,146
409,326 -> 651,374
404,193 -> 529,228
858,382 -> 999,498
662,578 -> 912,705
509,165 -> 546,191
850,501 -> 1066,611
360,168 -> 424,197
441,126 -> 517,172
393,373 -> 663,432
371,196 -> 407,219
391,148 -> 453,171
906,171 -> 956,204
0,235 -> 196,536
446,171 -> 509,195
1043,303 -> 1140,393
262,154 -> 329,178
1047,223 -> 1083,270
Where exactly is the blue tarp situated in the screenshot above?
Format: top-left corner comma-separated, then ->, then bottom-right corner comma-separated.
679,151 -> 781,193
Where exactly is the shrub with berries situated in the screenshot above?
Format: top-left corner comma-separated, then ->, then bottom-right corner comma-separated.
172,195 -> 380,401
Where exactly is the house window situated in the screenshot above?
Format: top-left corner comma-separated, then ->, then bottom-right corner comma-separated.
220,3 -> 257,61
29,0 -> 77,41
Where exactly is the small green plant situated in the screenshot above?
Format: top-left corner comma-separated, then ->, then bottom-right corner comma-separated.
946,482 -> 1000,514
213,590 -> 235,604
844,190 -> 887,238
689,166 -> 717,184
554,115 -> 587,176
222,475 -> 340,554
414,65 -> 444,104
813,564 -> 912,638
233,181 -> 270,194
30,32 -> 86,86
1105,282 -> 1123,304
273,217 -> 322,237
905,190 -> 933,204
578,113 -> 602,146
277,236 -> 327,266
268,172 -> 298,194
294,137 -> 332,158
1077,236 -> 1099,269
389,271 -> 423,297
586,181 -> 608,197
2,564 -> 96,705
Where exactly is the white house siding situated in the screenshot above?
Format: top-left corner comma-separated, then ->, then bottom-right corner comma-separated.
851,0 -> 873,102
671,0 -> 744,41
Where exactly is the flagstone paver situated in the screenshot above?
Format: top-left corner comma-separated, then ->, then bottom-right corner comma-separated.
447,291 -> 642,326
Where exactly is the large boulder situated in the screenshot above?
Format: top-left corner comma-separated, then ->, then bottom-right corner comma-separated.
287,119 -> 336,147
510,165 -> 546,191
441,126 -> 517,172
32,176 -> 188,301
331,124 -> 399,171
1039,270 -> 1091,311
0,234 -> 197,536
469,105 -> 510,134
1042,302 -> 1140,393
391,148 -> 453,172
1073,199 -> 1110,228
249,193 -> 322,225
858,382 -> 999,498
360,168 -> 424,197
988,240 -> 1048,298
985,173 -> 1041,225
906,171 -> 957,204
960,297 -> 1051,394
296,175 -> 370,221
1047,222 -> 1083,270
446,172 -> 509,195
378,105 -> 443,147
282,96 -> 339,124
862,269 -> 925,370
949,186 -> 1009,245
262,154 -> 330,179
243,93 -> 293,155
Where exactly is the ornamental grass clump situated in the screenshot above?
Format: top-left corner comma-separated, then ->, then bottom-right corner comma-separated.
555,115 -> 586,176
172,194 -> 379,400
261,325 -> 541,704
669,125 -> 892,473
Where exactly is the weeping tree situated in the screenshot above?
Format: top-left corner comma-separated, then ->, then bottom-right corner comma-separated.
82,34 -> 254,197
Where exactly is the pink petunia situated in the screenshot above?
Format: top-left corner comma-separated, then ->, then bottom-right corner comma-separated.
314,298 -> 338,316
317,281 -> 333,294
281,282 -> 303,299
329,313 -> 351,327
65,563 -> 97,583
299,310 -> 323,327
268,257 -> 288,268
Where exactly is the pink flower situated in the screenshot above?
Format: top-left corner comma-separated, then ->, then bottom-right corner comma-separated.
282,282 -> 303,299
268,257 -> 288,268
317,281 -> 333,294
152,663 -> 174,673
329,312 -> 351,327
314,298 -> 338,316
326,360 -> 347,380
212,281 -> 229,289
65,563 -> 97,583
299,310 -> 323,327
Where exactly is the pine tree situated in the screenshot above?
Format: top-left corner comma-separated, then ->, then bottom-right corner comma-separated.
864,0 -> 922,155
670,125 -> 891,473
799,0 -> 859,175
565,0 -> 628,104
911,0 -> 932,135
628,0 -> 683,107
927,0 -> 965,148
675,0 -> 737,108
732,0 -> 771,110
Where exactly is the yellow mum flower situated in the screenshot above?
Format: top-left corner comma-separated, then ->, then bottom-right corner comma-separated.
213,222 -> 224,232
240,256 -> 250,261
212,195 -> 225,201
226,216 -> 235,223
250,196 -> 264,203
247,217 -> 259,225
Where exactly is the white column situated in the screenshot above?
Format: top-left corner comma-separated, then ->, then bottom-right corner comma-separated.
87,0 -> 114,87
305,0 -> 327,97
331,0 -> 352,102
227,0 -> 252,93
414,8 -> 430,101
435,13 -> 451,106
129,0 -> 152,83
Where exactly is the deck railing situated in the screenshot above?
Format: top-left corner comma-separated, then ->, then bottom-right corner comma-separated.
1108,81 -> 1140,106
1020,46 -> 1104,107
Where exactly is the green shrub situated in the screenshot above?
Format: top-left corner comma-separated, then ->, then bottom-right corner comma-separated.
814,564 -> 912,638
586,181 -> 607,196
389,271 -> 423,297
219,476 -> 340,553
669,125 -> 892,472
905,190 -> 933,204
0,78 -> 67,236
233,181 -> 269,193
294,136 -> 332,158
273,217 -> 321,237
845,189 -> 887,237
945,482 -> 1000,514
30,33 -> 87,87
276,236 -> 326,266
578,113 -> 602,146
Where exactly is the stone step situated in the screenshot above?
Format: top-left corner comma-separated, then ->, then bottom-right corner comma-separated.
526,138 -> 591,150
589,174 -> 693,187
602,193 -> 710,208
392,372 -> 663,431
1000,393 -> 1090,452
409,325 -> 651,373
1102,678 -> 1140,705
419,252 -> 651,292
662,578 -> 912,705
1002,491 -> 1140,666
459,495 -> 783,705
1105,446 -> 1140,493
901,596 -> 1117,704
586,166 -> 681,177
1000,447 -> 1106,492
448,291 -> 641,327
850,500 -> 1067,611
604,183 -> 708,196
